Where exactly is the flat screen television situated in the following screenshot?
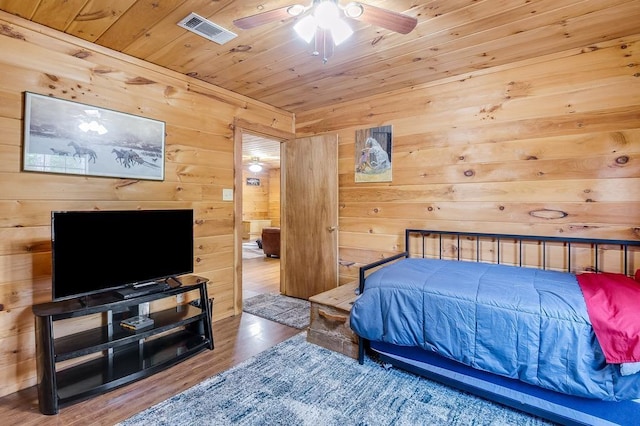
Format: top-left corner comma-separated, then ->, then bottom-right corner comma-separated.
51,209 -> 194,301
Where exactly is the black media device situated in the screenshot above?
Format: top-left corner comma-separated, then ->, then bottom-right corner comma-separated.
51,209 -> 194,301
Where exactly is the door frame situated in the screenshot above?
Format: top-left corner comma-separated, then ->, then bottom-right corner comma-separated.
233,119 -> 294,315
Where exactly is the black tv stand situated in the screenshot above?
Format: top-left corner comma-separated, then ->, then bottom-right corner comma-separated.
32,275 -> 213,415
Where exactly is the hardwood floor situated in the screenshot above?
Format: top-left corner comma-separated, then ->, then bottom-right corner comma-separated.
242,254 -> 281,299
0,255 -> 296,425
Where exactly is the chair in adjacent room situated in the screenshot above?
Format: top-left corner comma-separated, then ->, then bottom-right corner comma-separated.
261,227 -> 280,258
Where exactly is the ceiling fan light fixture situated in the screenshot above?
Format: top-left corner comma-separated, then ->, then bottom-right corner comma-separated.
294,15 -> 317,43
314,1 -> 340,29
329,18 -> 353,45
287,4 -> 306,16
343,2 -> 364,18
249,157 -> 263,172
294,1 -> 353,47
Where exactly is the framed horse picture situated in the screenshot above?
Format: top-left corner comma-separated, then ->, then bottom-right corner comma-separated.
22,92 -> 165,181
354,125 -> 392,183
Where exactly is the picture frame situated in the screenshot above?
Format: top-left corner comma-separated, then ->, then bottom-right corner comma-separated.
23,92 -> 165,181
355,125 -> 392,182
246,177 -> 261,186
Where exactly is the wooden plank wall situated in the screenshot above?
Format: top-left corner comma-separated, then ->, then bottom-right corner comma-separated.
297,35 -> 640,285
242,168 -> 271,221
0,13 -> 293,397
269,168 -> 281,227
241,167 -> 280,226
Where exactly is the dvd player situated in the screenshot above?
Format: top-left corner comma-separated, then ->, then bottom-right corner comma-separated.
114,282 -> 170,299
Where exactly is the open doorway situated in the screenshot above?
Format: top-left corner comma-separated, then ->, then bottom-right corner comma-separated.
241,133 -> 281,300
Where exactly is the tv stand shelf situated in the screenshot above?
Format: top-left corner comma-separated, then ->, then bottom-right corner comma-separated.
32,275 -> 213,415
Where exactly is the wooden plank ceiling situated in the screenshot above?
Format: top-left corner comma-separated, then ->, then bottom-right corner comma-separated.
1,0 -> 638,115
242,133 -> 281,170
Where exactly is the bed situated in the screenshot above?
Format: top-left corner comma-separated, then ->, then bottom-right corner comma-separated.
350,229 -> 640,426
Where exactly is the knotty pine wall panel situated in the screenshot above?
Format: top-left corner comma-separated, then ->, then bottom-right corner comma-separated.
298,35 -> 640,285
0,14 -> 293,397
242,168 -> 271,221
269,168 -> 281,227
241,167 -> 281,225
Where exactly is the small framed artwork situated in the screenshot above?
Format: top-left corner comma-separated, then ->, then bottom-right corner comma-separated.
246,177 -> 261,186
355,125 -> 392,182
23,92 -> 165,180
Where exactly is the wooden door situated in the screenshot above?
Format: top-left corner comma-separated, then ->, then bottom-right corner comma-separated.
281,134 -> 338,299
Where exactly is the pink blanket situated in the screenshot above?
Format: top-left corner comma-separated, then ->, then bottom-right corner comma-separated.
577,272 -> 640,364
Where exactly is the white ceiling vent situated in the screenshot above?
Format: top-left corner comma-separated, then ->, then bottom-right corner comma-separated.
177,13 -> 237,45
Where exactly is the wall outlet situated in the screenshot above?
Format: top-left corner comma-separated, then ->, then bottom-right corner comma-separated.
222,188 -> 233,201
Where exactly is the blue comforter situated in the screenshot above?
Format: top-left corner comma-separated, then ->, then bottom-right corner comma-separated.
349,258 -> 640,401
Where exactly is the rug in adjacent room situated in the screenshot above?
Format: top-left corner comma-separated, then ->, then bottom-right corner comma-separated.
118,333 -> 552,426
243,293 -> 310,329
242,241 -> 264,259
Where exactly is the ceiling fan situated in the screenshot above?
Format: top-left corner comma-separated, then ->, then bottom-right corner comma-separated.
248,157 -> 265,172
233,1 -> 417,62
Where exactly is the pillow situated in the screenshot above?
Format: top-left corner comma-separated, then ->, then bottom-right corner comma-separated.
635,269 -> 640,283
621,362 -> 640,376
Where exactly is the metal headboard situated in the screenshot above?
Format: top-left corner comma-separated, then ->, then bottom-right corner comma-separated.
406,229 -> 640,273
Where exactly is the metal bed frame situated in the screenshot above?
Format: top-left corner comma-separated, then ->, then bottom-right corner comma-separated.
356,229 -> 640,426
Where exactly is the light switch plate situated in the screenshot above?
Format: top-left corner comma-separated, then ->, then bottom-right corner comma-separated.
222,188 -> 233,201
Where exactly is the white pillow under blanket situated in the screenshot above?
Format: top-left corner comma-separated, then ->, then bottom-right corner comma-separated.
621,362 -> 640,376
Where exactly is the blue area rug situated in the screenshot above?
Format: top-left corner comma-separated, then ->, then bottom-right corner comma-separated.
119,333 -> 553,425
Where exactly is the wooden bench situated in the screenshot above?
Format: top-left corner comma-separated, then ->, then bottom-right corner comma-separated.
307,282 -> 359,359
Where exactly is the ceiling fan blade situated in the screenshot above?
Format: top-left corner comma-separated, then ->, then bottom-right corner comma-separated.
348,2 -> 417,34
233,5 -> 299,30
